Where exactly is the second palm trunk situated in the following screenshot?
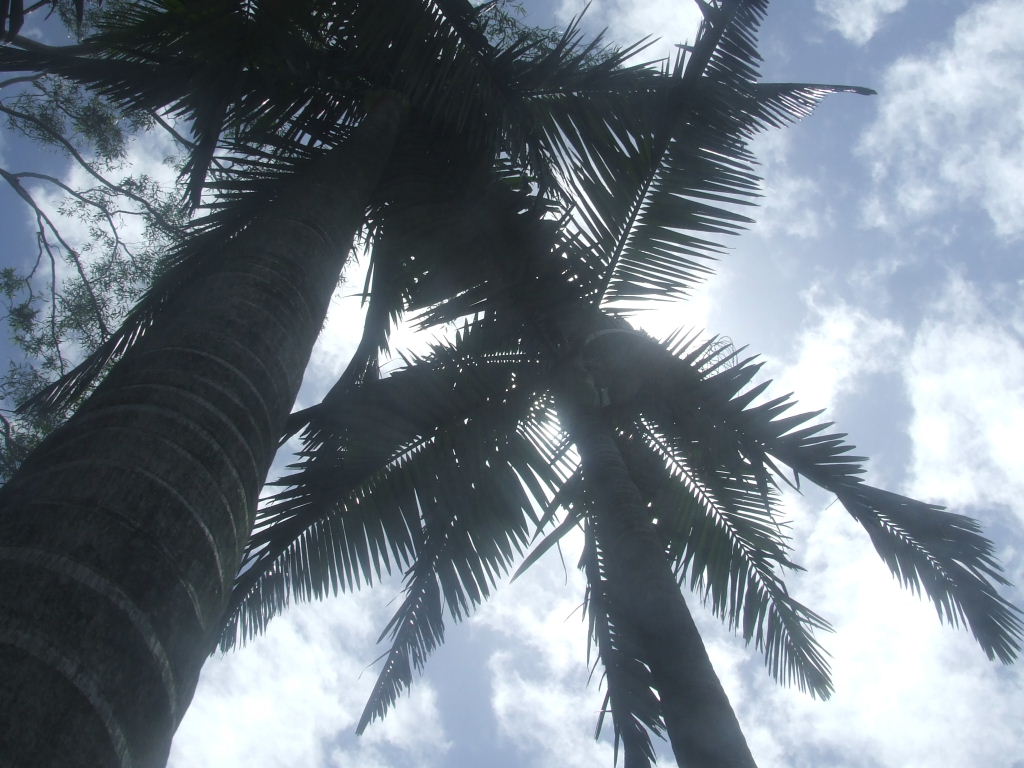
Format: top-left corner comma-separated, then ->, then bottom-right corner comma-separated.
560,385 -> 759,768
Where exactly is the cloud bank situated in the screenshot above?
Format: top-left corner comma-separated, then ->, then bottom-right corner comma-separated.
859,0 -> 1024,239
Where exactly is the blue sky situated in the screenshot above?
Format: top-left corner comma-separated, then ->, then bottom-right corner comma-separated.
3,2 -> 1023,766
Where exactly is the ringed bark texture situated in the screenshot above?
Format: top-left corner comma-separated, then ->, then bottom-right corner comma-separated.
0,97 -> 403,767
561,393 -> 758,768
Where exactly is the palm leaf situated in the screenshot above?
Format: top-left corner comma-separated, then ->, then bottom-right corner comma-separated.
355,418 -> 545,733
639,331 -> 1023,664
620,419 -> 833,697
219,324 -> 559,650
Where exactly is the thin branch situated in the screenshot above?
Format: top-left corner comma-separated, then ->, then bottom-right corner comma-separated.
147,109 -> 195,149
12,170 -> 137,247
0,104 -> 181,236
0,74 -> 44,89
37,223 -> 67,376
24,0 -> 53,15
2,167 -> 111,339
8,34 -> 96,57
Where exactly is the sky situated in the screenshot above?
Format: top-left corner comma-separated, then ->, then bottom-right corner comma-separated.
2,1 -> 1023,766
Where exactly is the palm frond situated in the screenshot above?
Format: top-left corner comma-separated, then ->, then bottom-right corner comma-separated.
511,474 -> 585,582
219,325 -> 558,650
284,234 -> 401,441
640,331 -> 1023,664
835,485 -> 1022,663
521,0 -> 873,311
354,377 -> 558,731
619,419 -> 833,697
689,0 -> 768,87
355,423 -> 544,733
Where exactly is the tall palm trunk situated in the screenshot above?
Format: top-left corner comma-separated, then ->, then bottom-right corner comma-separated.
0,96 -> 403,767
559,386 -> 758,768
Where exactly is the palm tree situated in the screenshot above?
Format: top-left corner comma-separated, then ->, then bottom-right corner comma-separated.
226,274 -> 1021,767
217,19 -> 1023,761
0,2 -> 660,764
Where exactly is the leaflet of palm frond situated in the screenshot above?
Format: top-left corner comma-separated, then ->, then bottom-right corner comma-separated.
642,332 -> 1023,664
510,489 -> 585,583
618,419 -> 833,697
221,332 -> 558,650
583,525 -> 664,768
353,385 -> 559,732
182,89 -> 230,209
742,82 -> 876,131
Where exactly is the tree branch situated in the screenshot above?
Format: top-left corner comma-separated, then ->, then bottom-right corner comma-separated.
0,103 -> 181,236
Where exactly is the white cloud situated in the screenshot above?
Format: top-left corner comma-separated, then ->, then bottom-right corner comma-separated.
490,662 -> 613,768
815,0 -> 910,44
858,0 -> 1024,239
555,0 -> 703,62
169,588 -> 451,768
748,130 -> 832,241
904,273 -> 1024,514
470,528 -> 616,764
732,491 -> 1024,768
769,285 -> 904,413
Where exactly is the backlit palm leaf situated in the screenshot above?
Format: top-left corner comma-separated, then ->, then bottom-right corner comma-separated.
620,419 -> 833,697
638,332 -> 1023,663
220,321 -> 569,659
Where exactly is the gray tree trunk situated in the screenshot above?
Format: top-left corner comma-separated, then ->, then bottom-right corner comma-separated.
560,391 -> 758,768
0,97 -> 403,767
